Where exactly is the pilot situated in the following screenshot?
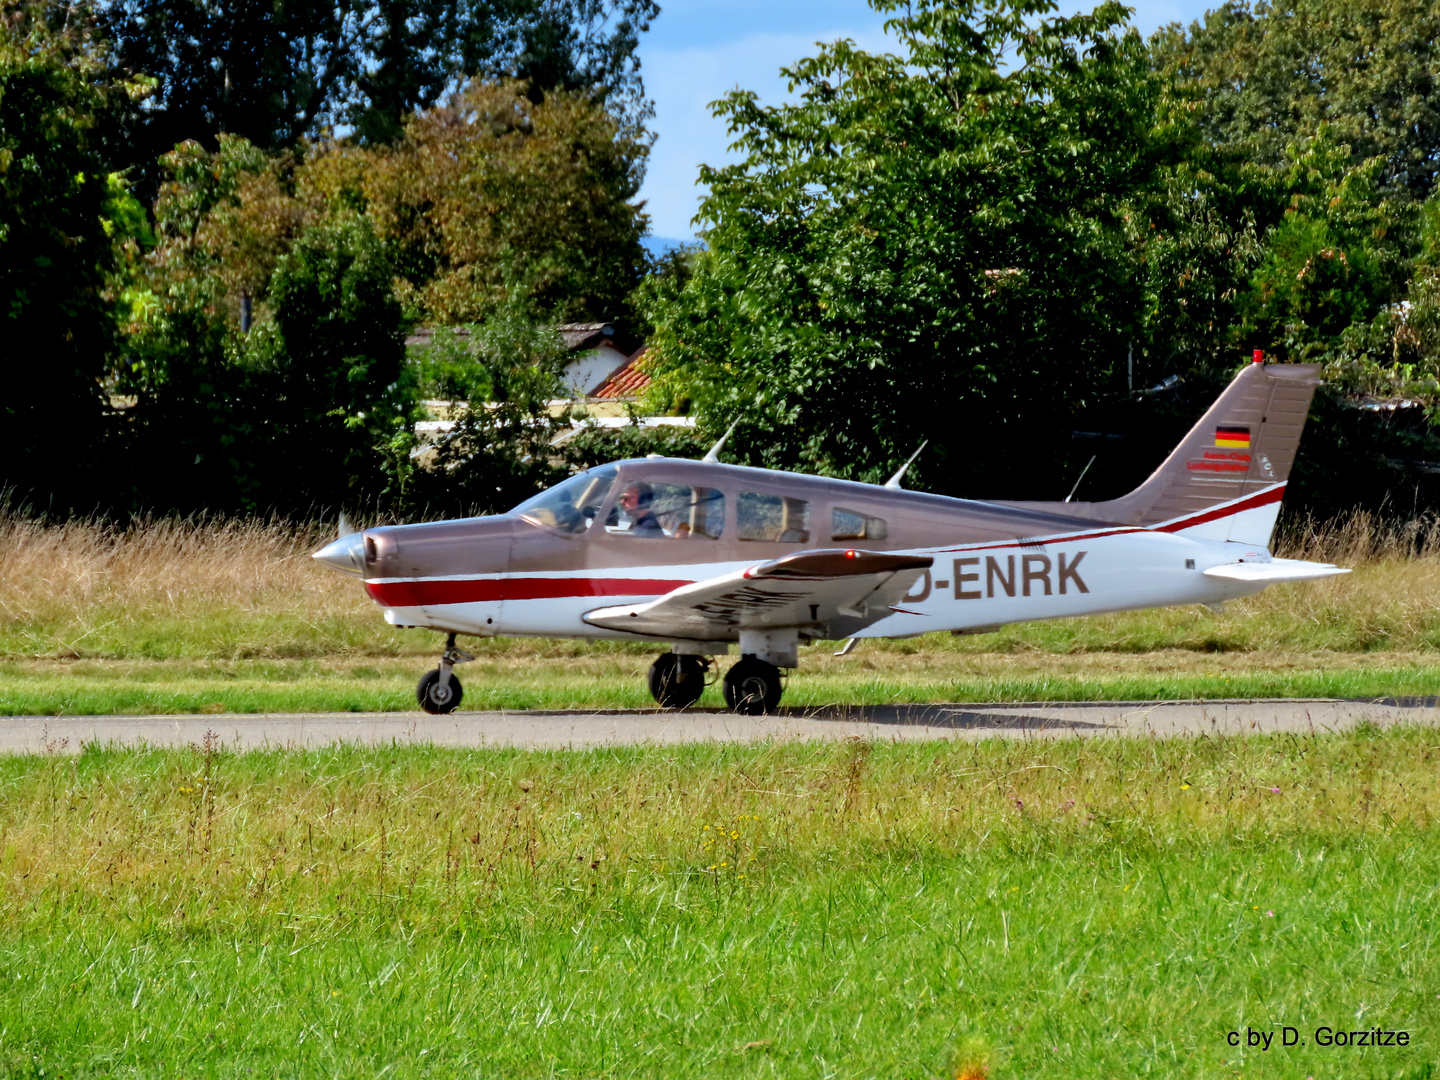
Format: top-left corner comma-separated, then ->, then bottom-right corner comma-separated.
618,482 -> 665,536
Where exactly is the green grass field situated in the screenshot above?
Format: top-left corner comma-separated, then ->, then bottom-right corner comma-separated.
3,516 -> 1440,1077
1,731 -> 1437,1078
7,646 -> 1440,715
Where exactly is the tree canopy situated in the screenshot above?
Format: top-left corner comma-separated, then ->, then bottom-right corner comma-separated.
131,80 -> 649,332
12,0 -> 1440,521
0,3 -> 122,507
98,0 -> 659,189
1153,0 -> 1440,205
644,0 -> 1168,496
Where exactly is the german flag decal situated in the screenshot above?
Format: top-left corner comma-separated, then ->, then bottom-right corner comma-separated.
1215,425 -> 1251,449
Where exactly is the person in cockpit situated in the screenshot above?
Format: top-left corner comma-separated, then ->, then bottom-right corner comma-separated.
618,482 -> 665,536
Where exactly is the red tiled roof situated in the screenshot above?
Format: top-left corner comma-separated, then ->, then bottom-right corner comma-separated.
593,347 -> 652,399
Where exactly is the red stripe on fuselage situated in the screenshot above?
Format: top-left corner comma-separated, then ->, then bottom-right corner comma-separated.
1155,484 -> 1285,533
366,576 -> 694,607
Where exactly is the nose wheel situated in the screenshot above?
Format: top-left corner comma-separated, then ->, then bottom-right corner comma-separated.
723,656 -> 783,715
648,653 -> 709,709
417,633 -> 474,715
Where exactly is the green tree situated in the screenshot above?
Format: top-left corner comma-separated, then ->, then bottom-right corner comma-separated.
644,0 -> 1166,496
252,214 -> 412,510
150,82 -> 651,330
98,0 -> 659,192
372,80 -> 650,326
0,3 -> 118,508
1152,0 -> 1440,206
406,306 -> 573,516
1240,130 -> 1400,360
116,167 -> 412,513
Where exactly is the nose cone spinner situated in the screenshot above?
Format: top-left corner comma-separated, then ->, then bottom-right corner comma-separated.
312,532 -> 366,575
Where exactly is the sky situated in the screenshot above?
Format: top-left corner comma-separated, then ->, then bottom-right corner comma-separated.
635,0 -> 1216,243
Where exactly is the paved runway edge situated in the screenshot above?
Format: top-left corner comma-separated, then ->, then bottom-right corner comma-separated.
2,699 -> 1438,753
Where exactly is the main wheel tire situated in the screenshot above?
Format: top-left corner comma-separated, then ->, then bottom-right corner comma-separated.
722,656 -> 783,715
417,668 -> 463,714
648,653 -> 708,709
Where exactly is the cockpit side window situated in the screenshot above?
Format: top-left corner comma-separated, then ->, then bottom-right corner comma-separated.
738,492 -> 810,542
510,465 -> 618,535
606,481 -> 725,539
831,506 -> 888,541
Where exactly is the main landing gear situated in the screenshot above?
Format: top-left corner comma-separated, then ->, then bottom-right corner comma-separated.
645,652 -> 786,716
647,653 -> 709,710
723,657 -> 783,715
418,633 -> 475,715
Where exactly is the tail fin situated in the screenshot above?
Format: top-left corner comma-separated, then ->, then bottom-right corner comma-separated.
1005,361 -> 1322,547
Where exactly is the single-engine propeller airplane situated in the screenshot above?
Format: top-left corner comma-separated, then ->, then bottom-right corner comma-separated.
314,355 -> 1348,715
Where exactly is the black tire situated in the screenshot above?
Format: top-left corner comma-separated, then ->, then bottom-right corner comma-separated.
722,656 -> 783,715
417,668 -> 463,714
648,653 -> 708,709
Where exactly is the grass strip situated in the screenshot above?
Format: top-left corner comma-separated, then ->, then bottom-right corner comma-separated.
0,730 -> 1437,1077
5,652 -> 1440,714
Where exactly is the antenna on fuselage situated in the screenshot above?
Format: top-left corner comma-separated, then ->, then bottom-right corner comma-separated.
1064,455 -> 1097,503
701,415 -> 742,463
883,440 -> 929,490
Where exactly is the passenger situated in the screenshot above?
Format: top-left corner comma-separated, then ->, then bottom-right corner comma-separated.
778,498 -> 809,543
618,482 -> 665,536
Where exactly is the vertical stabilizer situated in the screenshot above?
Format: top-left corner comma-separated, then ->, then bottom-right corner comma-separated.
1001,362 -> 1322,547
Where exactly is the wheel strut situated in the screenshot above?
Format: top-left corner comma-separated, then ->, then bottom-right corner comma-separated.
418,633 -> 476,715
436,632 -> 475,693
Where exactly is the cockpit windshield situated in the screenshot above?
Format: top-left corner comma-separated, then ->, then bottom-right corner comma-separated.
509,465 -> 619,535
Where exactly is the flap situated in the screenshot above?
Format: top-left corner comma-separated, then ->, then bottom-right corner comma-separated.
582,548 -> 933,641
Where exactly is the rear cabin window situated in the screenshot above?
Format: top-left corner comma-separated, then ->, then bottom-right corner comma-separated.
738,492 -> 810,542
831,507 -> 888,541
607,482 -> 725,539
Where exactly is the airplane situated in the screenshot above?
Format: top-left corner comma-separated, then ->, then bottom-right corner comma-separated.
313,354 -> 1348,716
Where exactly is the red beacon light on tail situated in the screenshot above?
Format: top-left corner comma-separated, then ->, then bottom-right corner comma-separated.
1253,348 -> 1264,365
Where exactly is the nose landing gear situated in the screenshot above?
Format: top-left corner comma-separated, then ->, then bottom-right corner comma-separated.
418,633 -> 475,714
647,653 -> 709,710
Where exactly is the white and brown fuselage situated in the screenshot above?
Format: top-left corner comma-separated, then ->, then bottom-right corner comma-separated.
345,458 -> 1295,645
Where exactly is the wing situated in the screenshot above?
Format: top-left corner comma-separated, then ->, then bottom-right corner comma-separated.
1202,557 -> 1350,583
582,549 -> 933,641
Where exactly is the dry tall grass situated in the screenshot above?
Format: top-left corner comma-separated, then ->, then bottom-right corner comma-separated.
0,515 -> 400,659
1276,508 -> 1440,562
4,510 -> 1440,661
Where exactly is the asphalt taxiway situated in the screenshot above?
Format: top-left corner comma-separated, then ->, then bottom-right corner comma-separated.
2,698 -> 1437,753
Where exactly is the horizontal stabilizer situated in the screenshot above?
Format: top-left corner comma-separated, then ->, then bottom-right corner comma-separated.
1202,557 -> 1350,584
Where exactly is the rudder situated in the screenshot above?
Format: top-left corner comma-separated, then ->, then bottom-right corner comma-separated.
1099,360 -> 1321,544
